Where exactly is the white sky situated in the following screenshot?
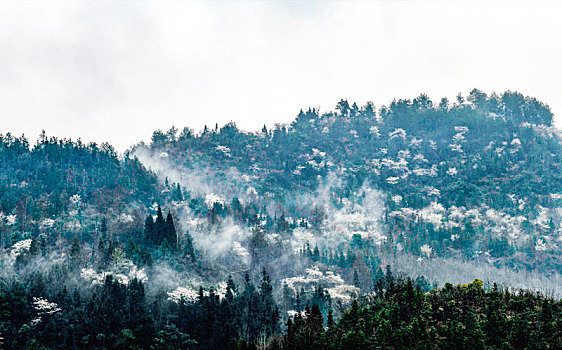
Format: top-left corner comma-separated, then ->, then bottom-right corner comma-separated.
1,1 -> 561,152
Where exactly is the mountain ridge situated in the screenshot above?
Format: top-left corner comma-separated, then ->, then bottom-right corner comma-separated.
1,89 -> 562,349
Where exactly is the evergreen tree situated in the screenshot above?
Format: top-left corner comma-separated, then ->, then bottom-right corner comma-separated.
183,231 -> 196,263
155,207 -> 165,244
165,212 -> 177,249
326,309 -> 334,329
174,184 -> 183,202
144,215 -> 155,244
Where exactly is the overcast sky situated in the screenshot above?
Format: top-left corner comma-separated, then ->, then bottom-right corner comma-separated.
1,1 -> 561,151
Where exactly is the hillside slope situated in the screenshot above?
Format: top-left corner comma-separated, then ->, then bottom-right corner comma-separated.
1,89 -> 562,349
133,89 -> 562,273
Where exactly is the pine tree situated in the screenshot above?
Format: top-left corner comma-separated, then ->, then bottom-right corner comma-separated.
155,207 -> 165,244
308,304 -> 323,344
260,269 -> 280,336
183,231 -> 196,263
385,264 -> 394,286
327,308 -> 334,328
29,236 -> 39,256
165,212 -> 177,249
144,215 -> 155,244
175,184 -> 183,201
374,266 -> 386,293
312,245 -> 320,261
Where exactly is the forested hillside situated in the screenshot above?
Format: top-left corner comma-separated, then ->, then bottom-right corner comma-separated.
1,89 -> 562,349
134,89 -> 562,272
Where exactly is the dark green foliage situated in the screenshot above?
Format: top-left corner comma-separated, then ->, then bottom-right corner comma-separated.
0,133 -> 159,226
183,230 -> 196,263
2,269 -> 562,349
144,215 -> 155,242
128,89 -> 562,272
1,90 -> 561,349
155,207 -> 166,244
151,324 -> 196,350
144,207 -> 177,250
69,236 -> 81,270
165,212 -> 177,249
276,279 -> 562,349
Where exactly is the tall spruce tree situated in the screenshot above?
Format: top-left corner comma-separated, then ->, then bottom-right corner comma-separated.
165,212 -> 177,249
155,207 -> 165,244
144,215 -> 155,244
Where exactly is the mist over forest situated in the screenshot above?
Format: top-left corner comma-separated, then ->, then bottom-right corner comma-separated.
1,89 -> 562,349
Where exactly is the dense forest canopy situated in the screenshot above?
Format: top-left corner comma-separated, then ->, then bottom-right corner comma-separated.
133,89 -> 562,271
1,89 -> 561,349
